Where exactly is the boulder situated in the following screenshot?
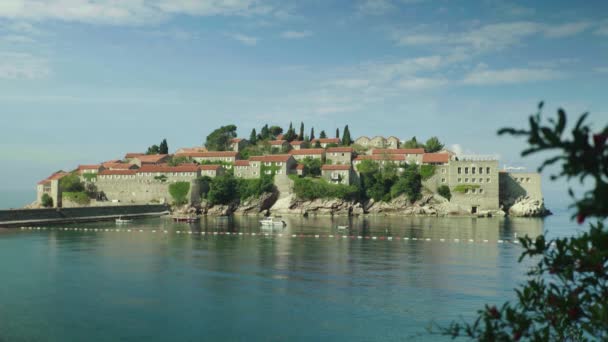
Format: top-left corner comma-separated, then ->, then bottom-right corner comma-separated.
508,196 -> 551,217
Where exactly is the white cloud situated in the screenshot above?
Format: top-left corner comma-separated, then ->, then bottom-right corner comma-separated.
0,0 -> 280,25
543,22 -> 592,38
397,77 -> 448,90
595,67 -> 608,73
280,30 -> 312,39
596,21 -> 608,36
230,33 -> 258,46
462,67 -> 564,85
0,52 -> 50,79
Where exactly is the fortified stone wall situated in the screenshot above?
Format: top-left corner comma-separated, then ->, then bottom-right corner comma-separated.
446,159 -> 500,212
95,176 -> 198,205
499,172 -> 543,206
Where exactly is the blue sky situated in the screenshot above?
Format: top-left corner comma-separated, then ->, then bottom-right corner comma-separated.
1,0 -> 607,208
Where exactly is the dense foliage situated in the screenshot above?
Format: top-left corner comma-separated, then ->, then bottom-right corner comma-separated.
437,185 -> 451,201
299,157 -> 323,176
420,164 -> 436,180
204,174 -> 274,205
146,138 -> 168,155
453,184 -> 480,193
424,136 -> 444,152
292,177 -> 359,201
40,193 -> 53,207
63,191 -> 90,205
60,173 -> 85,192
342,125 -> 352,146
167,155 -> 192,166
356,160 -> 422,203
168,182 -> 190,205
205,125 -> 237,151
402,136 -> 424,149
439,103 -> 608,341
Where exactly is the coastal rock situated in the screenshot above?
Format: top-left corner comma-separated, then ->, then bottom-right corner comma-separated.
365,194 -> 442,216
270,196 -> 358,216
233,192 -> 278,215
508,196 -> 551,217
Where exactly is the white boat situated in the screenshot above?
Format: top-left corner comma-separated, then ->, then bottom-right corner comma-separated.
259,217 -> 286,227
337,225 -> 349,230
115,216 -> 132,224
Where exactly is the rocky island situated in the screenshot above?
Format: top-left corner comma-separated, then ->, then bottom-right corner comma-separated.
33,124 -> 550,218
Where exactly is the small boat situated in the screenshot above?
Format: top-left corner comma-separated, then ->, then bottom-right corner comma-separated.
337,225 -> 349,230
115,216 -> 132,224
260,217 -> 286,227
172,215 -> 200,223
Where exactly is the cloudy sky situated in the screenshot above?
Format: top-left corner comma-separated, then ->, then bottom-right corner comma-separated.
1,0 -> 607,206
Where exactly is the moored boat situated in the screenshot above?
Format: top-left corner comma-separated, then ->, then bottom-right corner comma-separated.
115,216 -> 132,224
172,215 -> 200,223
259,217 -> 286,227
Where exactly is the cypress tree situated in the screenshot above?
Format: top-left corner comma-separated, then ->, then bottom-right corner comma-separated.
159,139 -> 169,154
249,128 -> 257,145
336,128 -> 340,139
310,127 -> 315,141
342,125 -> 352,146
320,130 -> 327,139
261,124 -> 269,140
299,122 -> 304,141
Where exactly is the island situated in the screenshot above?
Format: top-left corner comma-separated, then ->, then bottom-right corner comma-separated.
32,123 -> 550,218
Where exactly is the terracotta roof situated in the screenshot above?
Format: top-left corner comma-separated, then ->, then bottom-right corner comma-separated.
234,160 -> 251,167
99,170 -> 137,176
322,164 -> 351,171
312,138 -> 341,144
296,164 -> 305,170
38,171 -> 69,185
134,154 -> 170,164
269,140 -> 287,146
422,153 -> 450,164
276,134 -> 284,140
371,148 -> 425,155
326,147 -> 353,153
125,153 -> 144,159
176,147 -> 208,154
104,162 -> 138,170
138,165 -> 199,173
78,164 -> 101,170
176,151 -> 238,158
289,148 -> 325,155
199,165 -> 222,171
249,154 -> 292,163
290,140 -> 305,145
354,154 -> 405,161
230,138 -> 244,143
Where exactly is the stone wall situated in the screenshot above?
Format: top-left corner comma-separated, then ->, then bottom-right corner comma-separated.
446,159 -> 500,212
95,176 -> 199,205
499,172 -> 543,207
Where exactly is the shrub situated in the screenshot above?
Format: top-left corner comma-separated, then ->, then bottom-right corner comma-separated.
206,174 -> 237,205
168,182 -> 190,205
154,175 -> 168,182
63,191 -> 90,205
437,185 -> 451,200
82,173 -> 97,182
60,173 -> 84,192
391,169 -> 422,203
293,177 -> 359,201
452,184 -> 480,193
419,165 -> 436,180
236,175 -> 274,200
41,193 -> 53,207
300,157 -> 322,176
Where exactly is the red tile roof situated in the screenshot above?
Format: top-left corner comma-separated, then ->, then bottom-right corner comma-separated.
78,164 -> 101,171
38,171 -> 69,185
371,148 -> 425,155
276,134 -> 284,140
99,170 -> 137,176
326,147 -> 353,153
234,160 -> 251,167
176,151 -> 238,158
104,162 -> 138,170
322,164 -> 352,171
134,154 -> 170,164
354,155 -> 405,161
125,153 -> 144,159
290,140 -> 305,145
289,148 -> 325,155
312,138 -> 341,144
199,165 -> 222,171
296,164 -> 305,170
176,147 -> 208,154
249,155 -> 293,163
422,153 -> 450,164
138,165 -> 199,173
269,140 -> 287,146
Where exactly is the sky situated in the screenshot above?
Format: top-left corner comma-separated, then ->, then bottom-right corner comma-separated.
0,0 -> 607,208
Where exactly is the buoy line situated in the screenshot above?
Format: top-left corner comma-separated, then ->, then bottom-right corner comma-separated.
15,226 -> 534,246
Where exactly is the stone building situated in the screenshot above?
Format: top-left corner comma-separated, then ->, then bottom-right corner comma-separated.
199,165 -> 226,178
234,160 -> 261,179
229,138 -> 249,152
175,146 -> 207,154
421,153 -> 450,165
295,163 -> 305,176
176,151 -> 238,164
130,154 -> 170,167
124,153 -> 144,161
321,164 -> 356,185
269,140 -> 289,151
355,136 -> 400,149
386,136 -> 400,149
288,148 -> 325,161
371,148 -> 425,164
36,171 -> 67,207
353,154 -> 405,169
446,156 -> 500,213
289,140 -> 306,150
77,164 -> 104,175
103,162 -> 139,171
326,147 -> 353,165
249,154 -> 296,176
311,138 -> 340,148
354,136 -> 371,147
498,172 -> 543,205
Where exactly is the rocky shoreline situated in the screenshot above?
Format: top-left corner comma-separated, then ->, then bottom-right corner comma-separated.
173,191 -> 551,218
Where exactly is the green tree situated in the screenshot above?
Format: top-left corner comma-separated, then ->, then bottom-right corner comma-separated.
249,128 -> 257,145
168,182 -> 190,205
402,136 -> 422,149
207,174 -> 238,205
283,122 -> 297,141
41,193 -> 53,208
300,157 -> 323,177
60,173 -> 84,192
320,130 -> 327,139
299,122 -> 305,141
424,136 -> 444,153
437,185 -> 451,201
336,128 -> 340,139
146,144 -> 160,155
310,127 -> 315,141
342,125 -> 352,146
314,140 -> 322,148
260,124 -> 270,140
439,103 -> 608,341
205,124 -> 237,151
159,139 -> 169,154
269,125 -> 283,138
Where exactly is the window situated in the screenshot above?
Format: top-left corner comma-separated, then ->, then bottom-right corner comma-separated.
465,178 -> 469,183
277,170 -> 282,174
471,189 -> 476,194
465,189 -> 469,194
486,167 -> 490,174
479,178 -> 483,183
472,167 -> 476,174
441,178 -> 446,183
479,189 -> 484,194
458,178 -> 462,183
486,178 -> 491,183
471,178 -> 476,183
458,167 -> 462,174
265,170 -> 271,175
526,177 -> 530,182
465,167 -> 469,174
442,168 -> 446,174
479,167 -> 483,174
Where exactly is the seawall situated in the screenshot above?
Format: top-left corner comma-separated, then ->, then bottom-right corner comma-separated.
0,204 -> 170,228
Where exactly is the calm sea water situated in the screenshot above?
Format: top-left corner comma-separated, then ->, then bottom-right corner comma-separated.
0,212 -> 580,342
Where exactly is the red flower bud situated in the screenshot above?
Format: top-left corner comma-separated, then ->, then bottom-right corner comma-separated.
548,294 -> 558,306
576,213 -> 586,224
487,306 -> 500,319
568,307 -> 580,320
593,133 -> 607,149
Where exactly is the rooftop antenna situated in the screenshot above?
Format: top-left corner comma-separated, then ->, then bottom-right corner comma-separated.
503,165 -> 527,171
